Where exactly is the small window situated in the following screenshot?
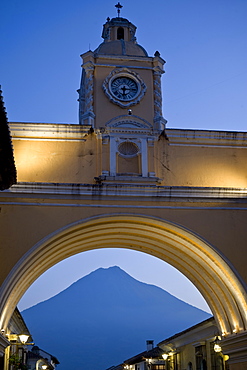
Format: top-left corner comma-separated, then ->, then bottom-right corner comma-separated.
117,27 -> 124,40
117,142 -> 140,176
118,141 -> 139,157
152,365 -> 166,370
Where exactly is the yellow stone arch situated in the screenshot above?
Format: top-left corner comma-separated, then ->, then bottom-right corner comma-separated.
1,214 -> 247,338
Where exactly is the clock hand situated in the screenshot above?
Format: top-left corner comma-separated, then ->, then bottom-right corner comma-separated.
121,85 -> 130,95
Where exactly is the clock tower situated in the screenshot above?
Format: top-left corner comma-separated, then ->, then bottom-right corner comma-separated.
78,5 -> 166,182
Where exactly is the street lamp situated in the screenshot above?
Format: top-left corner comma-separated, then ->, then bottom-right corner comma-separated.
213,336 -> 222,353
19,334 -> 29,344
7,333 -> 34,346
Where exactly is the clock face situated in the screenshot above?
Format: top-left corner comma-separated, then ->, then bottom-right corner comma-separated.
102,68 -> 146,108
110,77 -> 138,101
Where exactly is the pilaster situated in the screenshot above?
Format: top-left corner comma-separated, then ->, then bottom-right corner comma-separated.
221,331 -> 247,369
0,333 -> 9,358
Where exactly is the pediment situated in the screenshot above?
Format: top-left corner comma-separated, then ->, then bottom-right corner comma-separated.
105,115 -> 152,130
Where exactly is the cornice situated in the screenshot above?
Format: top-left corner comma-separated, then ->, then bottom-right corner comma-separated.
9,122 -> 90,141
94,54 -> 153,63
3,182 -> 247,201
0,332 -> 10,354
166,129 -> 247,148
8,122 -> 247,147
221,331 -> 247,364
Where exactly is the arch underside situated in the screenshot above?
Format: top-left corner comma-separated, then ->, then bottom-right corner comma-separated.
1,214 -> 247,338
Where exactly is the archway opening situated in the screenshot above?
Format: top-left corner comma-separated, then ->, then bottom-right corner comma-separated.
18,248 -> 211,313
1,214 -> 246,338
17,248 -> 213,370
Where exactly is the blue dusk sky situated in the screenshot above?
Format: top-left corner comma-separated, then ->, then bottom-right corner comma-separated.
1,0 -> 246,130
18,249 -> 211,313
1,0 -> 246,313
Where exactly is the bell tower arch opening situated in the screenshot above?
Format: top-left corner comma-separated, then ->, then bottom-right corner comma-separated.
117,26 -> 124,40
0,214 -> 246,341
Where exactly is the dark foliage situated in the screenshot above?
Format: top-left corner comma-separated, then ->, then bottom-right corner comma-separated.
0,86 -> 17,190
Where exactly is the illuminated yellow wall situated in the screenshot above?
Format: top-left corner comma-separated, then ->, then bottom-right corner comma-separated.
7,124 -> 247,291
156,131 -> 247,188
12,126 -> 98,183
10,123 -> 247,188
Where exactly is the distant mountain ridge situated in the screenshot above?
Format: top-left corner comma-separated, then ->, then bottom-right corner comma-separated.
22,266 -> 211,370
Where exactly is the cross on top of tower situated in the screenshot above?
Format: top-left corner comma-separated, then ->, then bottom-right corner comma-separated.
115,2 -> 123,17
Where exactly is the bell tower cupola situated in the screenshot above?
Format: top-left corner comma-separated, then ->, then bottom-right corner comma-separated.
102,16 -> 137,43
101,1 -> 137,43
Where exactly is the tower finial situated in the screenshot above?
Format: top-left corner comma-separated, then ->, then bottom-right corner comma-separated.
115,2 -> 123,17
